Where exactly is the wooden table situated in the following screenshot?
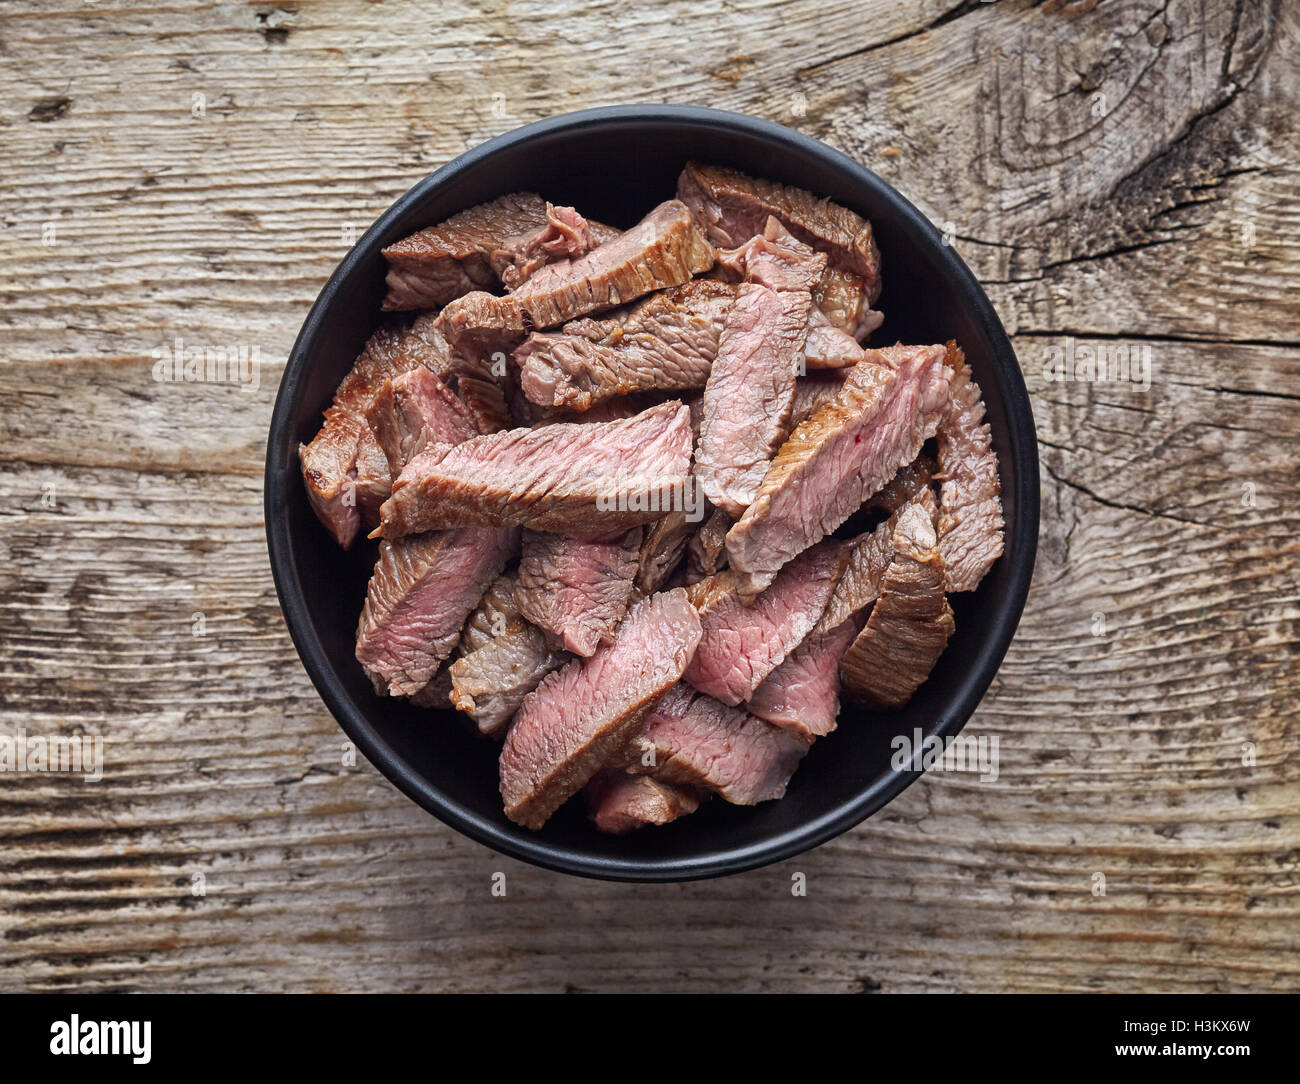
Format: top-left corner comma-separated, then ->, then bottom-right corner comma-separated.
1,0 -> 1296,993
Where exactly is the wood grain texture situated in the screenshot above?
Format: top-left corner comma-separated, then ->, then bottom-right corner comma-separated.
1,0 -> 1297,993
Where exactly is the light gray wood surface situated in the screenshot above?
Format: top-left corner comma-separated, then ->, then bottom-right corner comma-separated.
1,0 -> 1296,993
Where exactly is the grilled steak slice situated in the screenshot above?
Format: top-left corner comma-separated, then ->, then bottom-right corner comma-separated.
684,539 -> 846,705
450,631 -> 565,736
355,526 -> 516,697
489,204 -> 604,289
499,588 -> 703,829
685,505 -> 732,583
374,401 -> 693,537
936,342 -> 1004,591
863,452 -> 937,517
380,193 -> 549,310
449,575 -> 567,738
726,345 -> 951,600
789,370 -> 850,430
839,500 -> 955,709
353,430 -> 393,529
456,575 -> 522,657
624,684 -> 807,804
435,327 -> 519,434
814,267 -> 884,341
514,280 -> 736,411
804,306 -> 865,369
714,216 -> 828,293
366,367 -> 479,477
817,515 -> 894,635
817,487 -> 938,636
696,282 -> 811,517
585,771 -> 701,834
514,527 -> 643,657
356,360 -> 507,702
716,215 -> 857,372
299,320 -> 448,548
455,372 -> 512,434
635,511 -> 694,594
678,161 -> 882,301
448,601 -> 565,739
439,199 -> 714,339
697,221 -> 826,517
389,312 -> 514,436
747,616 -> 865,741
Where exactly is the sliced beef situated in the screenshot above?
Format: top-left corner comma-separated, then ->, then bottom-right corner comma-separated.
725,345 -> 951,600
456,575 -> 522,657
718,219 -> 880,356
936,342 -> 1004,591
789,370 -> 850,430
489,204 -> 615,290
514,280 -> 736,411
623,684 -> 807,804
839,500 -> 955,709
814,267 -> 884,341
527,393 -> 658,428
817,487 -> 937,636
714,216 -> 827,293
355,526 -> 516,697
685,505 -> 732,583
456,372 -> 512,435
683,539 -> 846,706
353,430 -> 393,529
695,282 -> 811,517
395,313 -> 513,436
448,575 -> 567,738
697,221 -> 826,518
816,514 -> 895,636
438,199 -> 714,339
499,588 -> 703,829
514,527 -> 643,657
863,452 -> 937,517
298,320 -> 447,548
678,161 -> 882,301
405,310 -> 458,372
365,366 -> 479,478
804,306 -> 865,369
432,326 -> 517,435
635,511 -> 694,594
450,632 -> 565,736
584,771 -> 701,835
716,216 -> 858,371
747,616 -> 865,741
380,192 -> 549,310
354,357 -> 509,702
374,401 -> 693,537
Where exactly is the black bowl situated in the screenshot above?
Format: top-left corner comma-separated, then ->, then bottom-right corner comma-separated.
265,105 -> 1038,882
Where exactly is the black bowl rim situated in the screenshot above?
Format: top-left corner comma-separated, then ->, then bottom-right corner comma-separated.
265,104 -> 1039,882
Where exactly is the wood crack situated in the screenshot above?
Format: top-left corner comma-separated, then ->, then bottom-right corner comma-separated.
796,0 -> 984,78
1040,461 -> 1225,532
1010,330 -> 1300,351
